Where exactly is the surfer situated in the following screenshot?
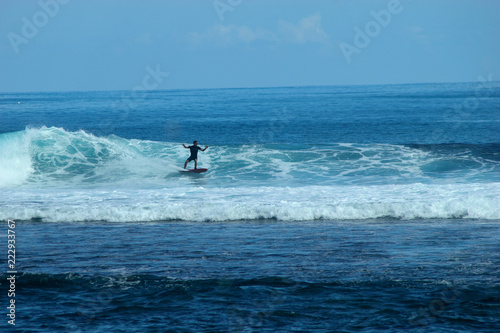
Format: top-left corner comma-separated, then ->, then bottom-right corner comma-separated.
183,141 -> 208,169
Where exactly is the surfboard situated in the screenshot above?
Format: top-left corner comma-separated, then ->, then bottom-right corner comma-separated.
179,168 -> 208,173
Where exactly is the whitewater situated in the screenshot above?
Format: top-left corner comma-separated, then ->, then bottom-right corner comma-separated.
1,83 -> 500,332
1,126 -> 498,222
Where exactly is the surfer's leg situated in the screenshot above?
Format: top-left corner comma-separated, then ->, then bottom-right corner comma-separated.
184,159 -> 189,169
194,159 -> 197,169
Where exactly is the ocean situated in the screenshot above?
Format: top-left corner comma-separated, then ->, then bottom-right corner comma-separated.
1,82 -> 499,332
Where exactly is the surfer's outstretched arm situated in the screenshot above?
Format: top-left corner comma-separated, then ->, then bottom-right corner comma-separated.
182,144 -> 189,148
201,145 -> 208,151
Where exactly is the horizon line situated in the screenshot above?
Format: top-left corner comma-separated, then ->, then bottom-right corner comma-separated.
1,79 -> 497,95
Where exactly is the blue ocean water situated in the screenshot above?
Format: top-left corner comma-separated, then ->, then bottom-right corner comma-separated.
1,82 -> 500,332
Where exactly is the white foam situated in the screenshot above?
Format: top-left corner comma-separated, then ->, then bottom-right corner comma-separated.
0,127 -> 185,188
0,131 -> 33,187
2,127 -> 498,189
1,183 -> 499,222
1,127 -> 498,222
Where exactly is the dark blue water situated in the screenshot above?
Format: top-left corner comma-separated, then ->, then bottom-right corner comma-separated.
1,82 -> 499,332
6,221 -> 500,332
1,83 -> 499,144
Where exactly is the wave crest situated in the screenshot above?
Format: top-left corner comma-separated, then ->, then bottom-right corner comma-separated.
1,127 -> 498,188
2,184 -> 499,222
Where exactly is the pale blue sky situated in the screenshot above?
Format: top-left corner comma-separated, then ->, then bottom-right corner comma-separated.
1,0 -> 499,92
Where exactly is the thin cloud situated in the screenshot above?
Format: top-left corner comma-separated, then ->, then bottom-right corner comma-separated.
188,24 -> 278,45
408,26 -> 447,45
136,33 -> 153,45
188,13 -> 330,46
278,13 -> 330,45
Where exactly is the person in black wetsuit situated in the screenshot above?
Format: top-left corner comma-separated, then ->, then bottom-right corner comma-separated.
183,140 -> 208,169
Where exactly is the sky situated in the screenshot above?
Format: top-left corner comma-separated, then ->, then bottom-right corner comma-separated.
1,0 -> 499,92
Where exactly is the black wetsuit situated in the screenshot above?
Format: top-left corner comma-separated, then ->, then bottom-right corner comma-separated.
188,145 -> 201,161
